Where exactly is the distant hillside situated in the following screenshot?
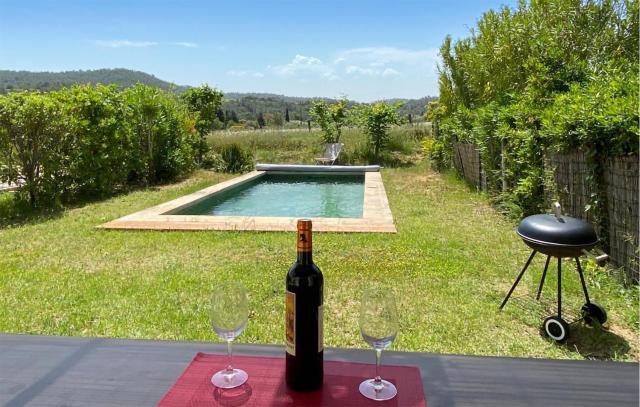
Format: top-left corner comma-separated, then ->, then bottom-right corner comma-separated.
222,93 -> 437,122
0,69 -> 436,120
0,68 -> 186,93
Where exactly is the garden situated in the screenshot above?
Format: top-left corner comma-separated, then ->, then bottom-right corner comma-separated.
0,0 -> 637,369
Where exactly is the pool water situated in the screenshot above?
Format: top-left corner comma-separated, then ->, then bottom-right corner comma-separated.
172,173 -> 365,218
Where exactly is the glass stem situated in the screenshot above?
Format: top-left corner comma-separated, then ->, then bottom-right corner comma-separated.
226,339 -> 233,373
374,348 -> 382,383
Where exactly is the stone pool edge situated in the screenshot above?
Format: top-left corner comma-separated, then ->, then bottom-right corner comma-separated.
98,170 -> 396,233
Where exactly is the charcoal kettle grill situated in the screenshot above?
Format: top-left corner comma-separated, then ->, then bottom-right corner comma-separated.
500,203 -> 608,342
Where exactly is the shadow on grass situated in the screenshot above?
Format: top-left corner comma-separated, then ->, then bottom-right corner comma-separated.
504,294 -> 633,360
0,184 -> 163,229
0,192 -> 64,228
558,324 -> 632,360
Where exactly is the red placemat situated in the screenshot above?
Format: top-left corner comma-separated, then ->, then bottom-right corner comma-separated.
158,352 -> 427,406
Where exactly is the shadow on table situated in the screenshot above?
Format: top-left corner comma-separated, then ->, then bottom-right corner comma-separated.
213,383 -> 253,406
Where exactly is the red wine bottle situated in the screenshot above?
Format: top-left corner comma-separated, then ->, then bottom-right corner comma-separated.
285,219 -> 324,391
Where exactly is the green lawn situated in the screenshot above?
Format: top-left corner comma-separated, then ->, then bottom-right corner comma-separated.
0,160 -> 637,361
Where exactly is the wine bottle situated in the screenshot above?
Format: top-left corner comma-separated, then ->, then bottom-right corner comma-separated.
285,219 -> 324,391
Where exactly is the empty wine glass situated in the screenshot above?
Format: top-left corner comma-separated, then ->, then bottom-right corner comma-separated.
359,287 -> 398,401
210,282 -> 249,389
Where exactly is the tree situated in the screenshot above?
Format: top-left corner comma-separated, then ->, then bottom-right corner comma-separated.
309,99 -> 348,144
0,91 -> 67,205
285,107 -> 290,122
181,84 -> 223,162
215,109 -> 225,123
257,112 -> 265,129
230,110 -> 239,123
353,101 -> 402,158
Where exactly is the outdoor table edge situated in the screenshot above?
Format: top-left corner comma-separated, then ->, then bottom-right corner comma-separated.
0,333 -> 638,407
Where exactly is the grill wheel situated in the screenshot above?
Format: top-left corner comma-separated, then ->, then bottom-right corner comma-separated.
543,316 -> 570,343
581,302 -> 608,326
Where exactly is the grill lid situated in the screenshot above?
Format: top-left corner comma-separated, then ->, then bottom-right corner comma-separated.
517,213 -> 598,247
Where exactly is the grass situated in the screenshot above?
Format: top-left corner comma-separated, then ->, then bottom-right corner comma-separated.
0,127 -> 637,361
207,125 -> 427,166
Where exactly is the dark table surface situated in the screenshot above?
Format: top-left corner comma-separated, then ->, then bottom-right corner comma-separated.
0,333 -> 637,407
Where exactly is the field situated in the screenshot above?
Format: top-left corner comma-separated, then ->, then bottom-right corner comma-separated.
0,127 -> 637,361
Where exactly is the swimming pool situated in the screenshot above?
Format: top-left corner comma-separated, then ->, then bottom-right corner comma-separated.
169,173 -> 365,218
100,165 -> 396,233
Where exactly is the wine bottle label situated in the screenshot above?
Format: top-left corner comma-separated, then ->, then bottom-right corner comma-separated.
318,304 -> 323,353
285,290 -> 296,356
297,229 -> 312,252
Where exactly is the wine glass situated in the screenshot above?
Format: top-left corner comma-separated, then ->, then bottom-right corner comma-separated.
210,282 -> 249,389
359,287 -> 398,401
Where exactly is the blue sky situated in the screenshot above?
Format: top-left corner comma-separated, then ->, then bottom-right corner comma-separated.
0,0 -> 517,101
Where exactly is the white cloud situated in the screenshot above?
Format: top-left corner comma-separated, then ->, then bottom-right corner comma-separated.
382,68 -> 400,77
345,65 -> 374,76
344,65 -> 401,78
227,69 -> 264,78
171,42 -> 199,48
336,46 -> 438,68
270,54 -> 336,78
93,40 -> 201,49
268,47 -> 433,82
94,40 -> 158,48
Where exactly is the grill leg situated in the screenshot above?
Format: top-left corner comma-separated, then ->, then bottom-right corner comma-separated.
557,257 -> 562,318
500,250 -> 536,310
536,255 -> 551,301
575,257 -> 591,304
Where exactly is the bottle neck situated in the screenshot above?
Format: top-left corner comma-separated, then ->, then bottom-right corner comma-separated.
297,250 -> 313,264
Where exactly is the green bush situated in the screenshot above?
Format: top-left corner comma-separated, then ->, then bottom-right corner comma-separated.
120,84 -> 199,184
431,0 -> 639,216
55,85 -> 132,199
218,143 -> 254,173
201,150 -> 225,170
0,84 -> 200,207
0,91 -> 67,206
352,101 -> 403,160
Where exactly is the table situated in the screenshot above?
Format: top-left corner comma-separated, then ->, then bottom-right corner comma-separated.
0,334 -> 637,406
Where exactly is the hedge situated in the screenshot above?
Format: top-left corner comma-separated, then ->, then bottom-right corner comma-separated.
427,0 -> 639,218
0,84 -> 200,207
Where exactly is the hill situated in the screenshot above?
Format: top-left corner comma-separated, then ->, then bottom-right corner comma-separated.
0,68 -> 185,93
0,69 -> 436,120
223,93 -> 437,122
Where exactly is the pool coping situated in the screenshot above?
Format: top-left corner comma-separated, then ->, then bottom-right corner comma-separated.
98,170 -> 396,233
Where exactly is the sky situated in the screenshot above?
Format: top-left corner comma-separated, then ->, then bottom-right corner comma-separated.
0,0 -> 518,101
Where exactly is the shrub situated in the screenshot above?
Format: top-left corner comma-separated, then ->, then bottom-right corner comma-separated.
201,150 -> 225,170
309,99 -> 348,144
0,91 -> 67,206
431,0 -> 639,217
121,84 -> 199,184
181,85 -> 224,162
54,85 -> 132,199
0,84 -> 201,207
218,143 -> 254,173
352,102 -> 403,159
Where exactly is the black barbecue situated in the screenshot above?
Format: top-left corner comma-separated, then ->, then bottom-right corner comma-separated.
500,203 -> 608,342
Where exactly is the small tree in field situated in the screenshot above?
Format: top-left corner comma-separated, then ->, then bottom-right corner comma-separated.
285,107 -> 290,122
257,112 -> 265,129
309,99 -> 348,144
353,101 -> 402,158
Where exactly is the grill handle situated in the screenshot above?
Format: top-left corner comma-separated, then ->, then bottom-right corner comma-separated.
581,249 -> 609,267
553,202 -> 562,219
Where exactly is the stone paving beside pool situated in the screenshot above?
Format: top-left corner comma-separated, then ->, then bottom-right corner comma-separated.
99,170 -> 396,233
